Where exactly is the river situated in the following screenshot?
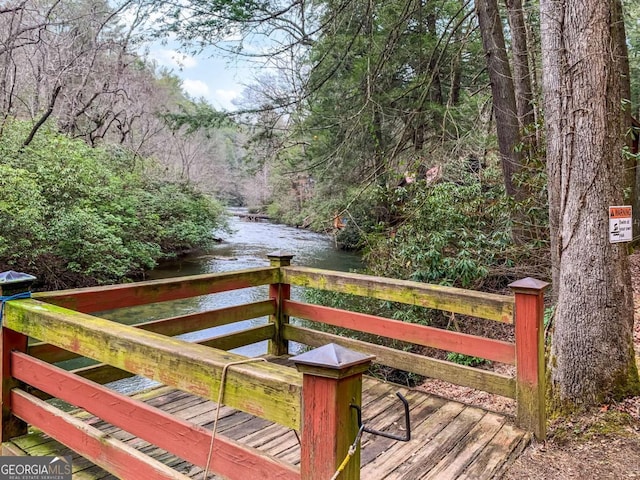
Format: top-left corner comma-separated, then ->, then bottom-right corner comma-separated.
97,210 -> 362,392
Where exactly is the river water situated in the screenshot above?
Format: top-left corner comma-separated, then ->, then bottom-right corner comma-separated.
98,210 -> 362,392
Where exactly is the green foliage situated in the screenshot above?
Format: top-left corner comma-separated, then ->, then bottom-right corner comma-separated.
365,176 -> 512,289
0,164 -> 47,261
0,120 -> 226,286
544,306 -> 555,328
161,100 -> 232,132
446,352 -> 489,368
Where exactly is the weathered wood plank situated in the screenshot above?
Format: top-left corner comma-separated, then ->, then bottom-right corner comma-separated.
510,280 -> 547,441
457,426 -> 530,480
33,267 -> 279,313
381,406 -> 487,479
240,422 -> 291,447
5,300 -> 302,429
1,327 -> 28,441
224,417 -> 275,441
30,300 -> 276,364
10,352 -> 300,480
2,441 -> 28,455
284,325 -> 516,398
284,300 -> 516,364
9,430 -> 53,450
60,324 -> 276,391
360,378 -> 403,409
198,324 -> 274,351
421,412 -> 506,480
358,388 -> 422,430
11,389 -> 192,480
282,266 -> 514,323
275,444 -> 302,466
360,394 -> 447,466
258,432 -> 300,458
359,400 -> 467,478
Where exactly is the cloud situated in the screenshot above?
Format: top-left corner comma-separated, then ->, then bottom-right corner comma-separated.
151,49 -> 198,69
216,89 -> 239,103
183,79 -> 211,98
214,89 -> 241,110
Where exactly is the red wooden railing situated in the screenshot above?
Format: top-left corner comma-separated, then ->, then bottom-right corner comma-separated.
0,254 -> 547,480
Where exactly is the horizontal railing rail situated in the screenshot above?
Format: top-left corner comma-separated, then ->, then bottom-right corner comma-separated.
4,299 -> 302,430
280,266 -> 518,398
283,299 -> 516,364
284,324 -> 516,398
281,266 -> 515,323
29,299 -> 276,364
34,267 -> 279,313
10,351 -> 299,480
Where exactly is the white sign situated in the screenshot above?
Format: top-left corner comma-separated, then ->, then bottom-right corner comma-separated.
609,205 -> 632,243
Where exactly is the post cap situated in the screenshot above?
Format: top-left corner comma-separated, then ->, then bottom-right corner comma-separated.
291,343 -> 375,375
0,271 -> 36,285
267,252 -> 295,267
267,252 -> 295,260
0,271 -> 36,297
508,277 -> 550,293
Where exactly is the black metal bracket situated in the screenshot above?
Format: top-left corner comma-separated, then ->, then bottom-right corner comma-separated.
350,392 -> 411,442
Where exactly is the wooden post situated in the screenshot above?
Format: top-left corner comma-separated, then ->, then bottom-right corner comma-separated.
291,343 -> 374,480
509,277 -> 549,441
267,252 -> 293,356
0,271 -> 35,442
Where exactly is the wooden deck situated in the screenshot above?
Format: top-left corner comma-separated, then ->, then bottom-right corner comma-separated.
3,376 -> 529,479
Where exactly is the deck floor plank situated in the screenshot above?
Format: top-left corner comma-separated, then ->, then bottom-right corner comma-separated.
383,406 -> 488,479
360,394 -> 447,466
421,411 -> 506,480
360,399 -> 468,478
457,424 -> 531,480
4,372 -> 528,479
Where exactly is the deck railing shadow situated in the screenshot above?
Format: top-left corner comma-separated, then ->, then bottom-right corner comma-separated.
0,253 -> 547,480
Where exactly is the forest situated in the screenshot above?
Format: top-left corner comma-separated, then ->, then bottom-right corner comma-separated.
0,0 -> 639,426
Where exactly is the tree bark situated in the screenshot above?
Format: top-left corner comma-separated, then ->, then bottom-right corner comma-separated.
504,0 -> 535,130
475,0 -> 523,198
541,0 -> 640,404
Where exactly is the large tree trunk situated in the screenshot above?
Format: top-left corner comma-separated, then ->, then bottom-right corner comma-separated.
541,0 -> 640,405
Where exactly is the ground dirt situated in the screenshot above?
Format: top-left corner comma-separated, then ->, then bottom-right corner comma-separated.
415,255 -> 640,479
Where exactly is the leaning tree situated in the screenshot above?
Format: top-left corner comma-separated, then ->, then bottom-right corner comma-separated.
540,0 -> 640,406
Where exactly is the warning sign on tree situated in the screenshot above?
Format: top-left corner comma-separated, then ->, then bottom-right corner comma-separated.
609,205 -> 633,243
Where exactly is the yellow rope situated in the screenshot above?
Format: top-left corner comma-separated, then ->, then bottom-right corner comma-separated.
203,357 -> 268,479
329,425 -> 364,480
202,357 -> 362,480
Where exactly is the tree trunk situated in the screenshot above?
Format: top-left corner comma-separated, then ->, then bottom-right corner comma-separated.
504,0 -> 535,131
475,0 -> 523,198
541,0 -> 640,405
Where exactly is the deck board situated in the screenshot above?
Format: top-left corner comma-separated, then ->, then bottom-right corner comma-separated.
3,374 -> 528,479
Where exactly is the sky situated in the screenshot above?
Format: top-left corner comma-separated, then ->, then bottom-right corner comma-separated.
119,3 -> 251,112
146,45 -> 248,111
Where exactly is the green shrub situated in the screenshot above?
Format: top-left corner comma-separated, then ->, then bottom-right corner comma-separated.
446,352 -> 489,367
0,120 -> 226,286
365,179 -> 511,289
